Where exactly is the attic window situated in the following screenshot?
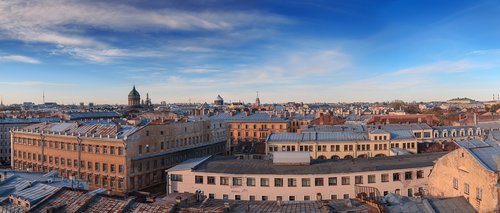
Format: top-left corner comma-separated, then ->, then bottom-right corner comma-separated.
461,153 -> 464,158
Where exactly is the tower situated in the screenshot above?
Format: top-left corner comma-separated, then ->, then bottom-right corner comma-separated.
128,85 -> 141,107
255,91 -> 260,107
214,95 -> 224,106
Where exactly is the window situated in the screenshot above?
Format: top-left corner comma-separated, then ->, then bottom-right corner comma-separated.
262,196 -> 268,201
355,176 -> 363,184
235,195 -> 241,200
328,177 -> 337,186
408,188 -> 413,197
381,174 -> 389,182
209,194 -> 215,199
476,187 -> 482,200
233,177 -> 242,186
464,183 -> 470,195
343,194 -> 350,199
405,171 -> 413,180
195,176 -> 203,184
341,177 -> 350,185
247,178 -> 255,186
171,174 -> 183,182
304,196 -> 310,201
260,178 -> 269,187
453,177 -> 458,190
220,177 -> 229,185
315,178 -> 324,186
302,178 -> 311,187
223,194 -> 228,200
249,195 -> 255,201
331,194 -> 337,200
417,170 -> 424,179
288,178 -> 297,187
393,173 -> 400,181
207,176 -> 215,185
289,196 -> 295,201
274,178 -> 283,187
368,175 -> 376,183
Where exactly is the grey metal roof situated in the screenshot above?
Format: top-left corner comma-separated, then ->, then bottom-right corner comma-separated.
11,183 -> 59,204
167,156 -> 212,172
180,152 -> 446,175
455,139 -> 500,172
433,126 -> 478,131
302,125 -> 366,133
67,111 -> 121,119
0,118 -> 60,124
268,130 -> 414,143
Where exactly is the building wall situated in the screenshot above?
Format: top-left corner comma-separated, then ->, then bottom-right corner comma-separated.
167,166 -> 431,201
0,123 -> 33,164
124,120 -> 228,192
266,139 -> 417,159
427,148 -> 499,212
11,120 -> 228,196
229,121 -> 289,144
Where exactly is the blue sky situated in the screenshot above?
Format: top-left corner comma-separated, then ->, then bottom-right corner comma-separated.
1,0 -> 500,104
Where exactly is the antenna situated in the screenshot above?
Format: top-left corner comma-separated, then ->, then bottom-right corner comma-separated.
43,90 -> 45,104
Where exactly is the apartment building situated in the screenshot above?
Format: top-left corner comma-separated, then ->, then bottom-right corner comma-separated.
166,152 -> 444,201
206,112 -> 290,144
427,138 -> 500,212
11,119 -> 228,196
266,129 -> 418,159
0,118 -> 59,165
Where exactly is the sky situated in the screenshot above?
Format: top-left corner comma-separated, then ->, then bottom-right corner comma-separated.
1,0 -> 500,104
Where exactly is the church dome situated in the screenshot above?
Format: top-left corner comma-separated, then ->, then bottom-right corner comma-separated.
129,85 -> 140,97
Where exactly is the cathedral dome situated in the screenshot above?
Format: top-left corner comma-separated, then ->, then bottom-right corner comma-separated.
129,85 -> 140,97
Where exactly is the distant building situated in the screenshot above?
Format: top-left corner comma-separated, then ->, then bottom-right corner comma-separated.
266,129 -> 418,159
427,138 -> 500,212
205,112 -> 289,145
214,95 -> 224,106
128,85 -> 141,107
367,114 -> 440,126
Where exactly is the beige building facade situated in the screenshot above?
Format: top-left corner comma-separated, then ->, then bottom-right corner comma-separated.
266,130 -> 418,159
427,139 -> 500,212
166,153 -> 444,201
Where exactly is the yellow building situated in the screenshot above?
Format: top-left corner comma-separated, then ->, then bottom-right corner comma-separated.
266,129 -> 418,159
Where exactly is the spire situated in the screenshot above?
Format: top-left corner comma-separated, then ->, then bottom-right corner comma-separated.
43,90 -> 45,104
0,96 -> 3,106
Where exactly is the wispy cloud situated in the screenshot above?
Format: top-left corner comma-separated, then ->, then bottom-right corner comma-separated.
396,60 -> 492,74
0,55 -> 40,64
0,0 -> 287,62
0,81 -> 71,87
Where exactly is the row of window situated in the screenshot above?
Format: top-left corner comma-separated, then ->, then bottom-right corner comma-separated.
232,124 -> 286,130
453,177 -> 482,200
13,138 -> 124,155
270,142 -> 415,153
206,187 -> 423,201
14,159 -> 124,173
137,135 -> 210,155
174,170 -> 425,186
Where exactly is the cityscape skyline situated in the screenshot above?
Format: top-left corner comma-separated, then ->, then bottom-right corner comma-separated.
1,0 -> 500,104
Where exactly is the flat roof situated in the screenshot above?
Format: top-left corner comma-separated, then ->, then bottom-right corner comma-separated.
174,152 -> 446,175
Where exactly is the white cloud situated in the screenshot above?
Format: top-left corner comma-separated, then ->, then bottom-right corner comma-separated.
0,81 -> 71,86
0,55 -> 40,64
396,60 -> 492,74
0,0 -> 287,62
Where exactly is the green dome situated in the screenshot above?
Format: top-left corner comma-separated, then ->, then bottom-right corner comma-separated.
128,86 -> 140,97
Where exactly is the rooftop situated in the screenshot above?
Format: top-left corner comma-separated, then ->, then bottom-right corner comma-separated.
17,122 -> 139,139
169,152 -> 445,175
455,139 -> 500,172
268,130 -> 415,143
